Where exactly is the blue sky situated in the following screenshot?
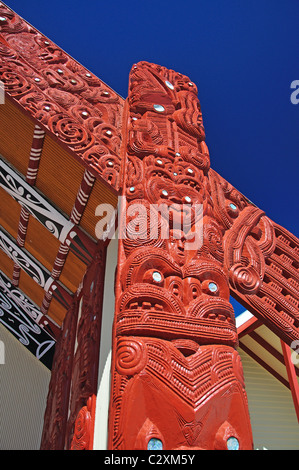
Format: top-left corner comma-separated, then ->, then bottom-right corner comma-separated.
4,0 -> 299,315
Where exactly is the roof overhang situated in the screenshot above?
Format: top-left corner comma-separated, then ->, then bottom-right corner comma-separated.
237,310 -> 299,421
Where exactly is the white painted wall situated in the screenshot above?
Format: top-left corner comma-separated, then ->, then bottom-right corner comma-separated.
93,232 -> 118,450
239,348 -> 299,450
0,322 -> 50,450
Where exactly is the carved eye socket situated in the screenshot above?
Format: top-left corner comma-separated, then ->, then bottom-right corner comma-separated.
165,80 -> 174,90
143,270 -> 164,285
184,195 -> 192,204
152,271 -> 162,283
202,280 -> 219,295
226,436 -> 239,450
161,189 -> 169,198
208,282 -> 218,293
192,286 -> 199,299
153,104 -> 165,113
172,283 -> 180,296
227,201 -> 239,218
147,438 -> 163,450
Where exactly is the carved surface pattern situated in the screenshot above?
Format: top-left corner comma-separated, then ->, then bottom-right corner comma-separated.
209,169 -> 299,344
70,396 -> 96,450
1,3 -> 299,449
40,299 -> 79,449
0,3 -> 123,190
40,245 -> 106,450
109,62 -> 253,450
65,248 -> 106,450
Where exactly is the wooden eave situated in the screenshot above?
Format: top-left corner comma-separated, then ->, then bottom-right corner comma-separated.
0,2 -> 123,368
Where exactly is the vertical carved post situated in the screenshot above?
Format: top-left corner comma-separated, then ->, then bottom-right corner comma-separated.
40,245 -> 106,450
108,62 -> 253,450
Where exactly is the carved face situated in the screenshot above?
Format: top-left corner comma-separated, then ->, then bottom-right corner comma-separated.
118,246 -> 237,347
145,175 -> 204,230
167,229 -> 187,266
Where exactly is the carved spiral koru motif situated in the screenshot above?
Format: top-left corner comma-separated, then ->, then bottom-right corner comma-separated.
116,338 -> 147,376
70,405 -> 91,450
48,113 -> 95,151
0,64 -> 31,96
228,263 -> 261,295
0,3 -> 123,190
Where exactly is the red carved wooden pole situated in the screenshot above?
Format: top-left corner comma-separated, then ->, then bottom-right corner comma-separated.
108,62 -> 253,450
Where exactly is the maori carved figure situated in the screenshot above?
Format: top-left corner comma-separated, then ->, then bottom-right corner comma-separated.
40,299 -> 79,450
209,169 -> 299,345
65,248 -> 106,450
0,3 -> 123,190
108,62 -> 253,450
41,246 -> 106,450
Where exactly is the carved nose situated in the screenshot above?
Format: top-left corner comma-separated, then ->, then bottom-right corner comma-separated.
177,240 -> 185,251
169,197 -> 183,205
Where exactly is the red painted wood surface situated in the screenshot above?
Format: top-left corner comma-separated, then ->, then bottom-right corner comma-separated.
40,247 -> 106,449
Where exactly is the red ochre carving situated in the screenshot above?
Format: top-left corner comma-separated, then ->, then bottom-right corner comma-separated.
108,62 -> 253,450
2,2 -> 298,448
40,248 -> 106,450
209,169 -> 299,345
0,3 -> 123,190
70,395 -> 96,450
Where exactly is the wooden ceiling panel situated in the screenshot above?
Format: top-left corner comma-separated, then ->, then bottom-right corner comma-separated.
35,134 -> 85,217
24,215 -> 61,273
80,178 -> 118,240
18,269 -> 45,309
0,187 -> 21,239
0,250 -> 14,280
59,250 -> 87,294
47,297 -> 66,327
0,98 -> 35,176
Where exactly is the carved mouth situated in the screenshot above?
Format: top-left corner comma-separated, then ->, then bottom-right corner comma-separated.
188,296 -> 235,324
116,308 -> 237,346
117,285 -> 237,346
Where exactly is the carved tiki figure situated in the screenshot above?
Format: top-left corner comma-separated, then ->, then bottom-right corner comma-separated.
108,62 -> 254,450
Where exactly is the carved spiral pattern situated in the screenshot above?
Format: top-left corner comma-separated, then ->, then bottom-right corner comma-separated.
0,3 -> 123,190
116,338 -> 147,376
70,406 -> 91,450
0,66 -> 31,96
229,263 -> 261,295
48,114 -> 94,151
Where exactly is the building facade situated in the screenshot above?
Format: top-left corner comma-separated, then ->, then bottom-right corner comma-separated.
0,2 -> 298,450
